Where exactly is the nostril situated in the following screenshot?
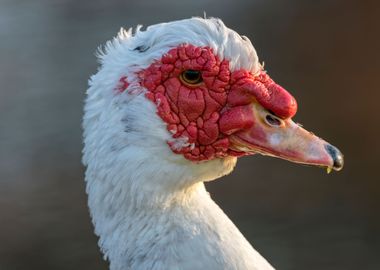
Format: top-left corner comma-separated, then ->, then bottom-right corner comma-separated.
325,144 -> 344,171
265,114 -> 282,127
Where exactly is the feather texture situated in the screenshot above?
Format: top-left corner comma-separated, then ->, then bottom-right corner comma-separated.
83,17 -> 274,270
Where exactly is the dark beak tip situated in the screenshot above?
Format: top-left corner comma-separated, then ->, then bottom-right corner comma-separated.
324,143 -> 344,171
333,153 -> 344,171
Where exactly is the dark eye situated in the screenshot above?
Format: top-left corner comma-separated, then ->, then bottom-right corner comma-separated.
265,114 -> 283,127
180,70 -> 202,85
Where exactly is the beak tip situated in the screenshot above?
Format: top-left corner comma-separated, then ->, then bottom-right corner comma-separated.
324,144 -> 344,171
333,155 -> 344,171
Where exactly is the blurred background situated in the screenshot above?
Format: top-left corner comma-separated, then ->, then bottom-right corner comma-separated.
0,0 -> 379,269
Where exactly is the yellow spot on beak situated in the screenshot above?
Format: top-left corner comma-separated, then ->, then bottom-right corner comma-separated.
326,167 -> 332,174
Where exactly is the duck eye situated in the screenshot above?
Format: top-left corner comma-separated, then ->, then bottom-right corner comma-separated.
265,114 -> 283,127
180,70 -> 202,85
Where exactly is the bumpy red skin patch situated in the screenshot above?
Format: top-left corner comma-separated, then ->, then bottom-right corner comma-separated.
117,76 -> 130,93
134,44 -> 297,162
227,70 -> 297,119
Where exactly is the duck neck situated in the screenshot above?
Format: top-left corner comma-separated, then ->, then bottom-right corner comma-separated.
84,153 -> 275,270
86,165 -> 219,269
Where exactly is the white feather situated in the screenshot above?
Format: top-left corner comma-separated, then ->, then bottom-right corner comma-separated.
83,17 -> 274,270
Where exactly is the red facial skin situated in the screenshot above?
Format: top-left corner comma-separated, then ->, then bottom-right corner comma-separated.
117,77 -> 130,93
118,44 -> 297,162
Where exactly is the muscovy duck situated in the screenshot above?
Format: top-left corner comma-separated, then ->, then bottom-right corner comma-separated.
83,17 -> 343,270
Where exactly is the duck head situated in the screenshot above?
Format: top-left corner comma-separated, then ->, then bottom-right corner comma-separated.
84,17 -> 343,192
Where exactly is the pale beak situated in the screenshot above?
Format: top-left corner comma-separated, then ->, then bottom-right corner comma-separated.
229,102 -> 344,171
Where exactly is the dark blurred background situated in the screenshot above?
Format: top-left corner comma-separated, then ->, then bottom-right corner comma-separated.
0,0 -> 379,269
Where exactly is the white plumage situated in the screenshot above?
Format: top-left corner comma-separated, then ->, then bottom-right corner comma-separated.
83,17 -> 343,270
83,17 -> 273,270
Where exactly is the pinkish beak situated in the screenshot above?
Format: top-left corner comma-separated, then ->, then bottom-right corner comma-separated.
229,102 -> 344,172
